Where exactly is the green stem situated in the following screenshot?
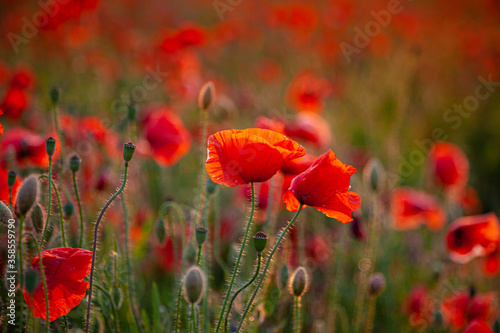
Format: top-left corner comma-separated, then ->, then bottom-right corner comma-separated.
214,182 -> 256,333
93,283 -> 120,333
41,156 -> 53,248
237,204 -> 303,332
8,186 -> 13,209
85,163 -> 129,333
196,245 -> 202,266
224,254 -> 261,332
202,193 -> 210,333
294,296 -> 301,333
213,192 -> 230,277
191,303 -> 197,333
18,215 -> 25,331
39,175 -> 64,247
194,109 -> 208,228
52,103 -> 65,180
72,172 -> 85,248
174,282 -> 184,333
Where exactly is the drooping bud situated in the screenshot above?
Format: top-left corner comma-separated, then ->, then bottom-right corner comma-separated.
368,272 -> 386,297
183,266 -> 206,304
253,231 -> 268,253
289,267 -> 309,297
154,218 -> 166,246
30,204 -> 44,234
69,155 -> 81,172
205,178 -> 217,195
24,268 -> 40,295
123,142 -> 136,162
198,81 -> 215,110
112,287 -> 124,309
7,170 -> 16,188
45,137 -> 56,157
363,158 -> 385,192
127,102 -> 137,121
63,202 -> 74,218
195,226 -> 207,246
15,176 -> 39,217
50,86 -> 61,104
0,201 -> 13,225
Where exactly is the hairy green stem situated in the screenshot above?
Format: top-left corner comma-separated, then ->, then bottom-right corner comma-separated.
294,296 -> 301,333
41,157 -> 53,248
52,103 -> 65,180
196,245 -> 202,266
72,172 -> 85,248
237,204 -> 303,332
39,175 -> 64,247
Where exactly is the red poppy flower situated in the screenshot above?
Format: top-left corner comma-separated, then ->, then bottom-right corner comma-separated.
0,87 -> 28,119
390,187 -> 446,231
141,108 -> 191,167
429,142 -> 469,192
462,321 -> 493,333
0,123 -> 3,136
285,72 -> 331,113
160,24 -> 206,54
446,213 -> 500,264
255,116 -> 286,135
0,168 -> 20,205
10,67 -> 36,89
441,290 -> 497,331
483,249 -> 500,277
206,128 -> 305,187
0,128 -> 54,168
283,149 -> 360,223
285,112 -> 332,150
405,285 -> 433,327
281,153 -> 317,198
23,247 -> 92,322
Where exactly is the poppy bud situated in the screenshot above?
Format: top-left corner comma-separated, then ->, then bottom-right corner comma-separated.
469,286 -> 476,299
253,231 -> 268,253
46,137 -> 56,157
289,267 -> 309,297
279,264 -> 289,290
154,218 -> 166,246
183,266 -> 206,304
112,287 -> 124,309
63,202 -> 74,218
127,102 -> 137,121
24,268 -> 39,295
205,178 -> 217,195
123,142 -> 136,162
30,204 -> 44,234
7,170 -> 16,188
368,272 -> 386,297
69,155 -> 81,172
363,158 -> 385,192
196,226 -> 207,246
15,176 -> 39,217
0,201 -> 13,225
50,86 -> 61,104
198,81 -> 215,110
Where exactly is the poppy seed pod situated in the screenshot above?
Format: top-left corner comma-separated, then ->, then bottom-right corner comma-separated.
30,204 -> 44,234
363,158 -> 385,192
0,201 -> 13,225
15,176 -> 39,217
154,218 -> 166,245
24,268 -> 39,295
69,155 -> 81,172
368,272 -> 386,297
198,81 -> 215,110
50,86 -> 61,104
46,137 -> 56,157
195,226 -> 207,246
127,102 -> 137,121
123,142 -> 136,162
289,267 -> 309,297
253,231 -> 268,253
183,266 -> 206,304
63,202 -> 74,218
7,170 -> 16,188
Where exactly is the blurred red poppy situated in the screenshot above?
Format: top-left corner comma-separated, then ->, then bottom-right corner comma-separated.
446,213 -> 500,264
483,249 -> 500,277
405,285 -> 433,327
459,186 -> 482,215
0,168 -> 20,205
23,247 -> 92,322
206,128 -> 305,187
160,24 -> 206,54
286,72 -> 331,113
390,187 -> 446,231
429,142 -> 469,192
283,149 -> 360,223
462,321 -> 493,333
0,87 -> 29,119
0,128 -> 55,168
441,290 -> 497,331
255,116 -> 286,135
285,112 -> 332,150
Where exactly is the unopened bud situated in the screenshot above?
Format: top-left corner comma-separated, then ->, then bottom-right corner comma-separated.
205,178 -> 217,195
30,204 -> 44,234
253,231 -> 268,253
195,226 -> 207,246
63,202 -> 74,218
15,176 -> 39,217
7,170 -> 16,188
112,287 -> 124,309
154,218 -> 166,246
198,81 -> 215,110
127,102 -> 137,121
279,264 -> 289,290
69,155 -> 81,172
289,267 -> 309,297
24,268 -> 39,295
183,266 -> 206,304
368,272 -> 386,297
363,158 -> 385,192
0,201 -> 13,225
50,86 -> 61,104
46,137 -> 56,157
123,142 -> 136,162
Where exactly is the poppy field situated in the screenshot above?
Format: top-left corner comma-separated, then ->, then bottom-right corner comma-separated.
1,0 -> 500,332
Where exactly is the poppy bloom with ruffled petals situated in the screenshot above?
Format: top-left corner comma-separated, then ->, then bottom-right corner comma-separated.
429,142 -> 469,192
23,247 -> 92,322
283,149 -> 360,223
462,321 -> 493,333
446,213 -> 500,264
206,128 -> 305,187
391,187 -> 446,231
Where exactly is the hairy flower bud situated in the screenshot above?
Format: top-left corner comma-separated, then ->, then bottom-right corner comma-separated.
368,272 -> 386,297
183,266 -> 206,304
279,264 -> 289,290
7,170 -> 16,188
196,226 -> 207,246
30,203 -> 44,234
46,137 -> 56,157
198,81 -> 215,110
289,267 -> 309,297
363,158 -> 385,192
50,86 -> 61,104
154,218 -> 166,246
253,231 -> 268,253
63,202 -> 74,218
69,155 -> 81,172
15,176 -> 39,217
123,142 -> 136,162
0,201 -> 13,225
205,178 -> 217,195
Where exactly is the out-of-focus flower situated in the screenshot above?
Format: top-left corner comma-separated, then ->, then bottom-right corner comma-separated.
390,187 -> 446,231
286,72 -> 331,113
284,149 -> 360,223
0,87 -> 29,119
405,285 -> 433,327
23,247 -> 92,322
255,116 -> 286,135
462,321 -> 493,333
441,290 -> 497,331
206,128 -> 305,187
459,186 -> 482,215
160,24 -> 206,54
268,3 -> 319,43
483,249 -> 500,277
0,128 -> 57,168
446,213 -> 500,264
285,112 -> 332,150
306,234 -> 332,267
429,142 -> 469,193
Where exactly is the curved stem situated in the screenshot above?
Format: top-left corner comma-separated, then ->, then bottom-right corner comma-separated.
73,172 -> 85,248
214,182 -> 256,333
224,253 -> 261,332
18,215 -> 25,331
41,157 -> 53,248
237,204 -> 303,332
39,175 -> 65,247
85,163 -> 129,333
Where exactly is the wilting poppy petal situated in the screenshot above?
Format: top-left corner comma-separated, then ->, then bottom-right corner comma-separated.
462,321 -> 493,333
446,213 -> 500,264
23,247 -> 92,322
284,149 -> 360,223
206,128 -> 305,187
391,187 -> 446,231
441,290 -> 497,330
429,142 -> 469,191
